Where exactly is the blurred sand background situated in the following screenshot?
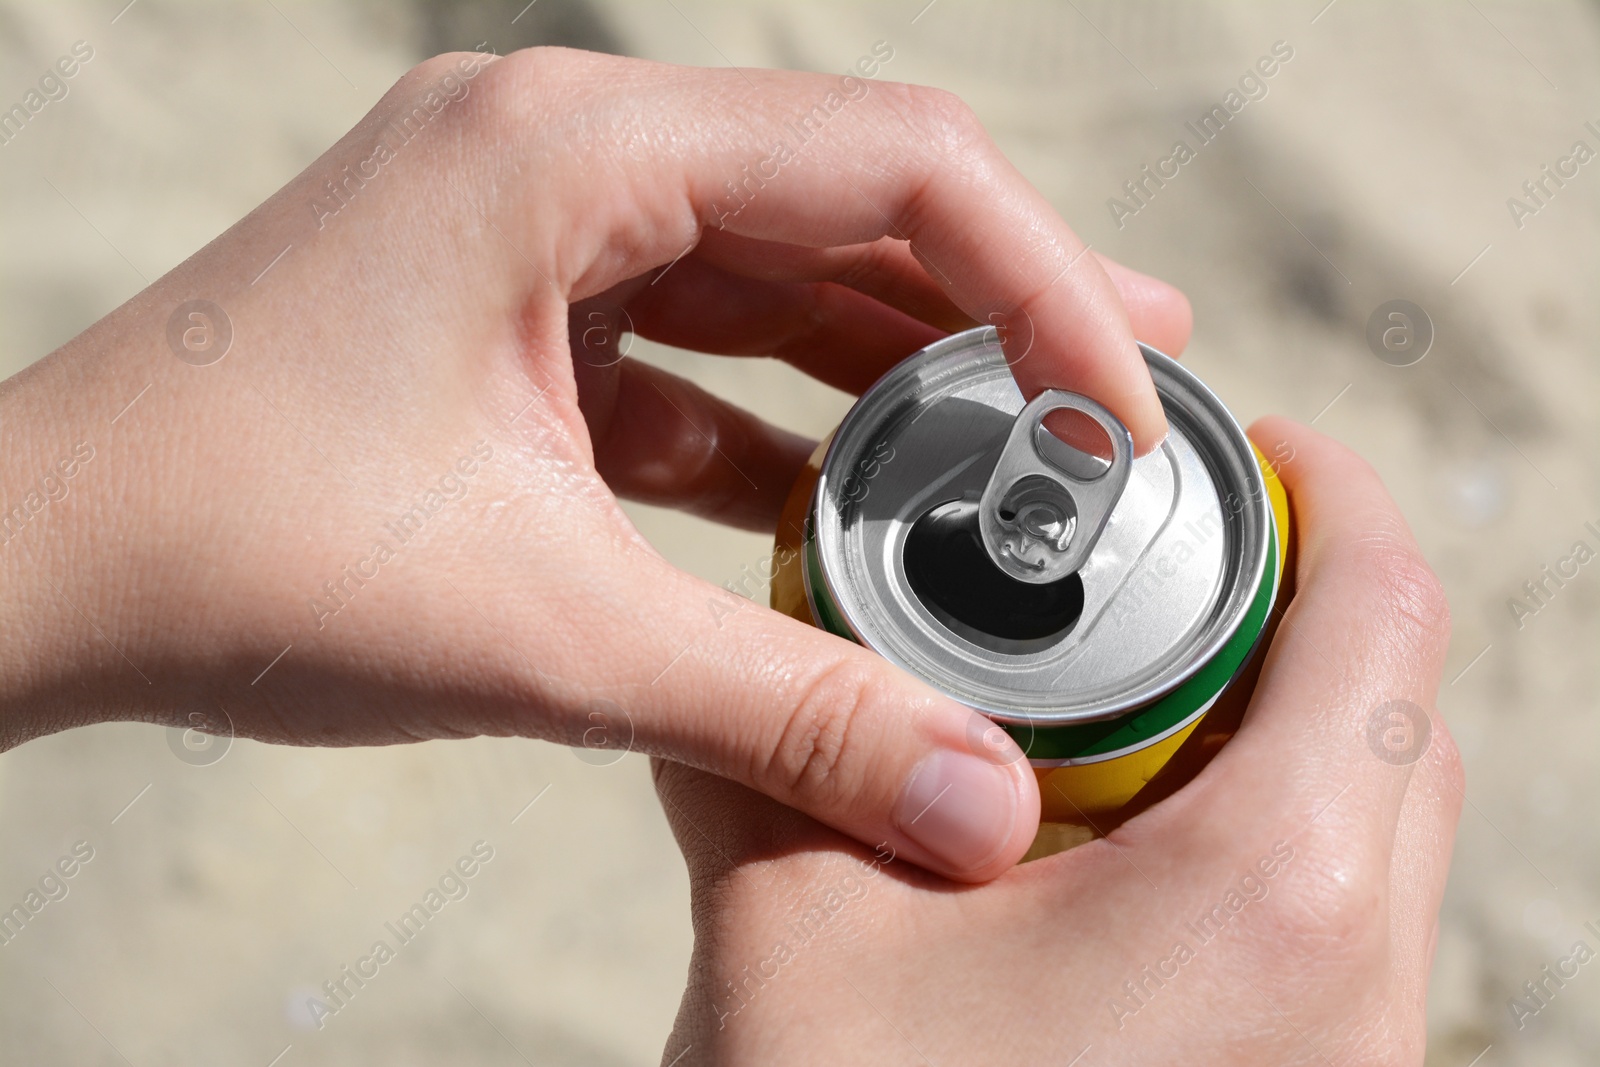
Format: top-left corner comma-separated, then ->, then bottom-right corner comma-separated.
1,1 -> 1597,1063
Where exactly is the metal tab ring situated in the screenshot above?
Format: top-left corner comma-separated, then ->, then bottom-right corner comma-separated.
976,390 -> 1134,584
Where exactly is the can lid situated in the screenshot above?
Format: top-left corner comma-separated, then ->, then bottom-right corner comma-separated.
810,327 -> 1270,725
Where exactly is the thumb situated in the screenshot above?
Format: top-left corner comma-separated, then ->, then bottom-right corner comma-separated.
596,554 -> 1040,883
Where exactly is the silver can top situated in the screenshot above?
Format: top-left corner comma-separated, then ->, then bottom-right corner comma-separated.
810,327 -> 1269,725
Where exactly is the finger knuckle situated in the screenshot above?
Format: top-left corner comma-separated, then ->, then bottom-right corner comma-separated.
391,47 -> 580,136
474,45 -> 577,96
762,657 -> 881,809
1368,541 -> 1452,647
898,83 -> 990,159
1252,853 -> 1387,975
831,241 -> 893,293
453,48 -> 554,129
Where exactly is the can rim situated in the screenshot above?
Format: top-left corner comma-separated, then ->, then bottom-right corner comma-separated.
807,327 -> 1271,725
1017,503 -> 1279,760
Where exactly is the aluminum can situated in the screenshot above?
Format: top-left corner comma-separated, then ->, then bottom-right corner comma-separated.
770,327 -> 1290,845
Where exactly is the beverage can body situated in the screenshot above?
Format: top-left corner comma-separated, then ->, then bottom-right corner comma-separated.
770,327 -> 1290,832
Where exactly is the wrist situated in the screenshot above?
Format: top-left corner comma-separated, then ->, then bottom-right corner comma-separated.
0,315 -> 168,747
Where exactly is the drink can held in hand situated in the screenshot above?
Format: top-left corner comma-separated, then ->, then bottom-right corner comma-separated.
770,327 -> 1290,846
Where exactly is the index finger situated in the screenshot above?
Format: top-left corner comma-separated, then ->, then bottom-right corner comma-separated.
481,52 -> 1168,453
700,73 -> 1166,452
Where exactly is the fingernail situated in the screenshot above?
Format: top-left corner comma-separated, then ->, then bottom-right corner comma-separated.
893,750 -> 1018,874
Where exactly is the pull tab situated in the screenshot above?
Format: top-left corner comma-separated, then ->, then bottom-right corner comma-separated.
978,390 -> 1133,584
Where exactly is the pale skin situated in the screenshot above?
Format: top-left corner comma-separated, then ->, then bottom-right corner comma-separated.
0,48 -> 1460,1062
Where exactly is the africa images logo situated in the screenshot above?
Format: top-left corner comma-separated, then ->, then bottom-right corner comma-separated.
302,841 -> 495,1029
1106,41 -> 1295,229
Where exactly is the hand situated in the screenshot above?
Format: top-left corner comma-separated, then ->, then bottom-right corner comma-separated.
0,48 -> 1190,881
652,419 -> 1461,1065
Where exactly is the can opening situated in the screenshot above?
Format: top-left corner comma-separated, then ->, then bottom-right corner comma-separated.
1039,408 -> 1115,468
903,499 -> 1084,654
